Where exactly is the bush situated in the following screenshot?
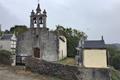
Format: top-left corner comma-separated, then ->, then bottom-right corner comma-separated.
107,46 -> 120,70
0,50 -> 12,65
111,55 -> 120,70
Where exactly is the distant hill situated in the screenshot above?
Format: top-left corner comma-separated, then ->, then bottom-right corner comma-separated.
107,43 -> 120,50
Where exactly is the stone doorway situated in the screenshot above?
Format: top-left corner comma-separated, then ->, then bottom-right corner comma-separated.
34,48 -> 40,58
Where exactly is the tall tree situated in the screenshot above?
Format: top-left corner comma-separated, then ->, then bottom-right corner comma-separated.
55,25 -> 87,57
4,30 -> 10,34
107,46 -> 120,70
10,25 -> 28,35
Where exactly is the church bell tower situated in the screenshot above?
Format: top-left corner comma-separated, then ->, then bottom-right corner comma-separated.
30,3 -> 47,28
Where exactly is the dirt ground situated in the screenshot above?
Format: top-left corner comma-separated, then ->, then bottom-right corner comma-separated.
0,65 -> 62,80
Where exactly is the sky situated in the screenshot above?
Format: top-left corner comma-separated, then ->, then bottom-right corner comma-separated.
0,0 -> 120,43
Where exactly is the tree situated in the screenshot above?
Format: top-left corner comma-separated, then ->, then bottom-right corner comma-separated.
107,46 -> 120,70
0,31 -> 3,36
55,25 -> 87,57
10,25 -> 28,35
111,55 -> 120,70
4,30 -> 10,34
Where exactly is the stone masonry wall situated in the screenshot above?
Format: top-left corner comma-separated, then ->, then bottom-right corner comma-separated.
25,57 -> 111,80
17,28 -> 58,62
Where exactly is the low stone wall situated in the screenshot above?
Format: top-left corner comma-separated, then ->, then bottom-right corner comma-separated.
25,57 -> 111,80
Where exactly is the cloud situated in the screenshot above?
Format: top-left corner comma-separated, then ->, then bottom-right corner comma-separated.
0,3 -> 22,30
0,0 -> 120,43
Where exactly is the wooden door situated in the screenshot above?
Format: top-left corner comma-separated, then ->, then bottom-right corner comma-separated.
34,48 -> 40,58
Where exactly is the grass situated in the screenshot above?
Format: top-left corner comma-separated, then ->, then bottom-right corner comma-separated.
58,57 -> 76,66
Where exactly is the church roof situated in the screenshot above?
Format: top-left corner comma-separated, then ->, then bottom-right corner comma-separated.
0,34 -> 13,40
84,40 -> 106,49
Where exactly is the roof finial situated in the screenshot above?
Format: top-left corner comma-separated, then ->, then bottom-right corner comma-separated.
36,0 -> 41,13
101,36 -> 104,40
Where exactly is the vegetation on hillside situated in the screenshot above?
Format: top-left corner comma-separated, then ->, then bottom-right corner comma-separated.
0,50 -> 12,65
107,45 -> 120,70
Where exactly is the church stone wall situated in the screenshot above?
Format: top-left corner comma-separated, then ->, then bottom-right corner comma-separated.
17,31 -> 33,57
40,30 -> 58,61
16,3 -> 67,63
16,28 -> 59,62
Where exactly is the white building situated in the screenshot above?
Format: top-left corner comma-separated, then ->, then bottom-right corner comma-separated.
0,34 -> 17,66
76,36 -> 109,68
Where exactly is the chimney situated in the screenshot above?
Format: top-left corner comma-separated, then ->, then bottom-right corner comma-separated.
101,36 -> 104,41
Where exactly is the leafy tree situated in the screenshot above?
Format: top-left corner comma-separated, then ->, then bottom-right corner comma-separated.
10,25 -> 28,35
107,46 -> 120,70
4,30 -> 10,34
55,25 -> 87,57
0,50 -> 12,65
111,55 -> 120,70
0,31 -> 3,36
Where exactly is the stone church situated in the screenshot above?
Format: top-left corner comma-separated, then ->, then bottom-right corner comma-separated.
16,4 -> 67,64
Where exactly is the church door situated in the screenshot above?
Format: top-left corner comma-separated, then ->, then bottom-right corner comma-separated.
34,48 -> 40,58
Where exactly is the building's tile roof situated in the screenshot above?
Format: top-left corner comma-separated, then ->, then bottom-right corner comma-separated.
84,40 -> 106,49
0,34 -> 13,40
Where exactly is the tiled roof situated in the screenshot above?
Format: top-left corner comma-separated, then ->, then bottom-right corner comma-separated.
0,34 -> 13,40
84,40 -> 106,49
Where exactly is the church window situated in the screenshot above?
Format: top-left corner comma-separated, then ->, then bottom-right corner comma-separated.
33,17 -> 37,24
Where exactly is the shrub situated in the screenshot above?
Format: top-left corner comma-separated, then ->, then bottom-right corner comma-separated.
111,55 -> 120,70
0,50 -> 12,65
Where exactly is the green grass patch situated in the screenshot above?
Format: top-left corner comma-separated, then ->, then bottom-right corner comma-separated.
58,58 -> 76,66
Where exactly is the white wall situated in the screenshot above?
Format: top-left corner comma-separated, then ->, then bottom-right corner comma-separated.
83,49 -> 107,68
0,40 -> 11,51
58,36 -> 67,60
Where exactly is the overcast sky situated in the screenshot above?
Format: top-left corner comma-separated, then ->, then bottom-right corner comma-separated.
0,0 -> 120,43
